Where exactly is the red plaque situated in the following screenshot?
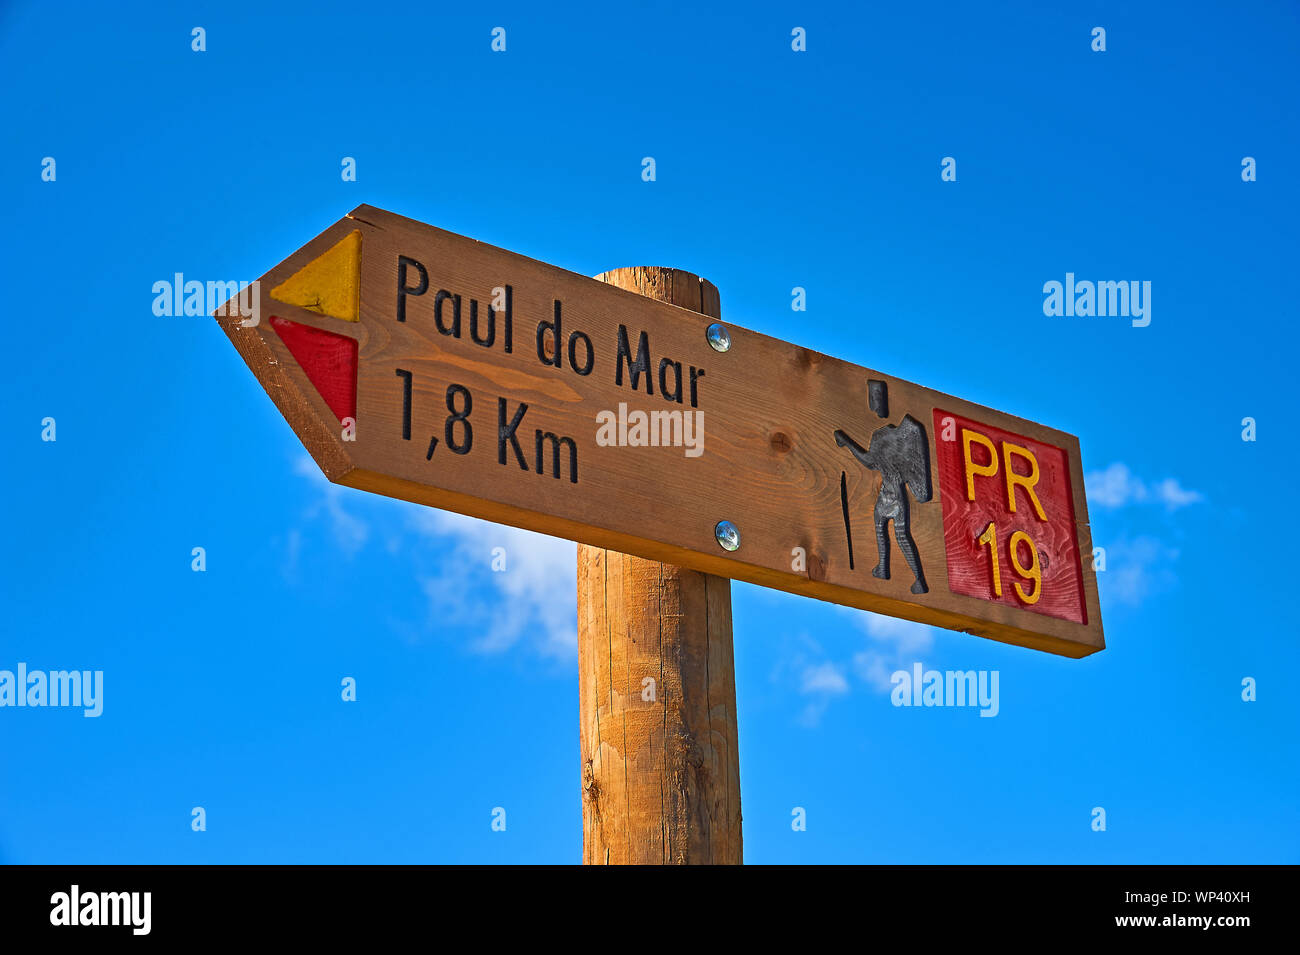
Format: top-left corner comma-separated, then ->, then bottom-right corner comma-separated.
932,409 -> 1086,624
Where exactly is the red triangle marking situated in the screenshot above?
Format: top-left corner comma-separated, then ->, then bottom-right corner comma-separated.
269,317 -> 358,423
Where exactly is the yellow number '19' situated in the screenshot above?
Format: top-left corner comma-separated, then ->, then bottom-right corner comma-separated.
977,523 -> 1042,605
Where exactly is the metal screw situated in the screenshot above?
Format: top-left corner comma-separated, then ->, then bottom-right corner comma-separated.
706,323 -> 731,353
714,520 -> 741,552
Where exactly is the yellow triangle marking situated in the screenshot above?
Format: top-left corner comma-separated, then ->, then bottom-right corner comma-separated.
270,229 -> 361,322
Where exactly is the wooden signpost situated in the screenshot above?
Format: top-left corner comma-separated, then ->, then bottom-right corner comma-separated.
215,203 -> 1104,863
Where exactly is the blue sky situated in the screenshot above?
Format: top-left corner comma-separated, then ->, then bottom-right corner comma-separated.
2,0 -> 1297,863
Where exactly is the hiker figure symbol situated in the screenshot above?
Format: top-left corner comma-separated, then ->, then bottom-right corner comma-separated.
834,381 -> 932,594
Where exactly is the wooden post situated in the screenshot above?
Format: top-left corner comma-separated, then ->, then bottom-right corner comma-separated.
577,267 -> 743,865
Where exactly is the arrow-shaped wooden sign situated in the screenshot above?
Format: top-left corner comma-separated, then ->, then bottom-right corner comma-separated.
215,205 -> 1103,658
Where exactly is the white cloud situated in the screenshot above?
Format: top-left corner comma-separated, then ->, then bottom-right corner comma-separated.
797,701 -> 831,728
795,660 -> 850,726
850,610 -> 936,692
1085,463 -> 1203,512
772,612 -> 939,725
289,454 -> 576,659
859,611 -> 936,652
1102,536 -> 1180,608
1084,464 -> 1198,608
412,509 -> 577,659
1086,462 -> 1148,508
801,662 -> 849,695
1150,478 -> 1203,510
292,456 -> 369,553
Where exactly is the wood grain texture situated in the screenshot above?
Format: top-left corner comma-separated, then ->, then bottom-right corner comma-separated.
577,267 -> 741,865
212,204 -> 1104,658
